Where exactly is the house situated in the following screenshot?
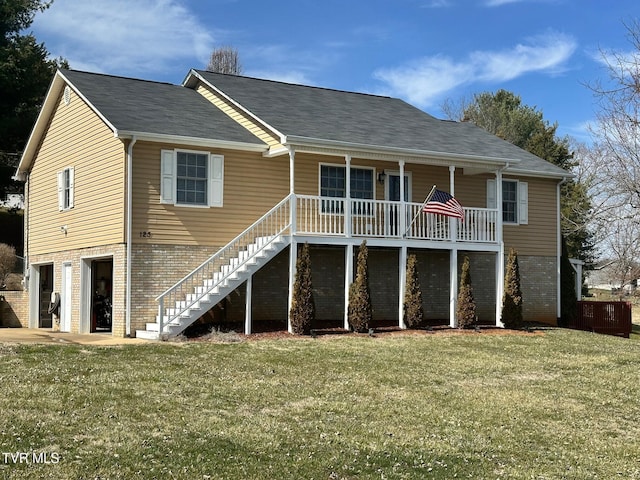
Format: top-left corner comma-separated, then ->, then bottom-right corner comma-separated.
13,69 -> 571,339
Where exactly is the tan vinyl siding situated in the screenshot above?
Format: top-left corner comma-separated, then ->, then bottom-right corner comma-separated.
293,153 -> 558,255
28,87 -> 126,256
195,83 -> 283,149
502,176 -> 557,257
132,141 -> 289,245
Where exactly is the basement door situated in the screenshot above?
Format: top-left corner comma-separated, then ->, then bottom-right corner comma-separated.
38,264 -> 53,328
90,259 -> 113,333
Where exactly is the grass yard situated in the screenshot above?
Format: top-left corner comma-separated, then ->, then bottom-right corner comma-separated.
1,329 -> 640,479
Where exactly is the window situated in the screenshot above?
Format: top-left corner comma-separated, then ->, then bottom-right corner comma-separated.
161,149 -> 223,207
57,167 -> 74,211
320,164 -> 374,214
487,179 -> 528,225
177,152 -> 208,205
502,180 -> 518,223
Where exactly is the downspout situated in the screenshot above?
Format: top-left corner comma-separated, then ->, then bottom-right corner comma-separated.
557,176 -> 568,322
23,174 -> 30,290
125,136 -> 137,336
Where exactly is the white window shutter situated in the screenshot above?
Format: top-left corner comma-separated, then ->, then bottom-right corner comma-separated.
68,167 -> 75,209
57,171 -> 64,211
209,154 -> 224,207
160,150 -> 175,204
486,179 -> 497,209
518,181 -> 528,225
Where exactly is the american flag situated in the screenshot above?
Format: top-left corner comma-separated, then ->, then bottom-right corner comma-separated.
422,189 -> 464,220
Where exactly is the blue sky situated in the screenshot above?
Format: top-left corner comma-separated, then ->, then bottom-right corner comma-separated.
29,0 -> 639,142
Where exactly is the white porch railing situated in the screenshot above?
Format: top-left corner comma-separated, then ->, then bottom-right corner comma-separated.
296,195 -> 497,243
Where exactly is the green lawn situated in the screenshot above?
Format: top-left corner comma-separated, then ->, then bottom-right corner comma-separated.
1,329 -> 640,479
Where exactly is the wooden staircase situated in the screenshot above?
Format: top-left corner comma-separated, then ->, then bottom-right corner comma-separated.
136,195 -> 292,340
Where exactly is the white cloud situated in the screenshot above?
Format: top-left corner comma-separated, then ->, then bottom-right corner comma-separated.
484,0 -> 524,6
373,32 -> 577,107
374,56 -> 473,106
423,0 -> 452,7
243,44 -> 339,86
473,33 -> 577,81
245,69 -> 313,85
32,0 -> 214,77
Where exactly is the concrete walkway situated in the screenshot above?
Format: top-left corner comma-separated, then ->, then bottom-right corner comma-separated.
0,328 -> 151,345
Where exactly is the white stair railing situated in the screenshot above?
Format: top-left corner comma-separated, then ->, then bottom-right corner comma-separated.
155,194 -> 292,334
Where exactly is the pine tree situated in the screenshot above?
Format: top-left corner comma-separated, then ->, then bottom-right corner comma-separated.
289,243 -> 315,335
502,248 -> 523,329
348,240 -> 372,333
456,256 -> 477,328
404,254 -> 424,328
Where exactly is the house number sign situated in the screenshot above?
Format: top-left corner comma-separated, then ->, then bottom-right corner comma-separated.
139,231 -> 152,238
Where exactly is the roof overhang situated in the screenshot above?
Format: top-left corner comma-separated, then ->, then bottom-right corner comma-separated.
278,135 -> 520,171
115,131 -> 267,152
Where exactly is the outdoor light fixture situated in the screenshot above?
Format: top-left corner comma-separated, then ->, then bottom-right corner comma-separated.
377,170 -> 386,183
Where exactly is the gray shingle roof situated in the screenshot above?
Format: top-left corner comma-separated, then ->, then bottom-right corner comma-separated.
61,69 -> 265,146
193,70 -> 569,177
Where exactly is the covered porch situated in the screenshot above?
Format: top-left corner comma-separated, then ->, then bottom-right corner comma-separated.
277,147 -> 511,334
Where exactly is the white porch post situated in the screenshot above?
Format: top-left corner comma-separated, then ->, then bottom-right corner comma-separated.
287,239 -> 297,334
496,169 -> 505,327
449,165 -> 458,328
449,165 -> 457,242
245,276 -> 252,335
344,243 -> 353,330
345,155 -> 352,237
399,245 -> 407,329
399,160 -> 406,236
450,248 -> 458,328
289,147 -> 295,194
286,147 -> 297,334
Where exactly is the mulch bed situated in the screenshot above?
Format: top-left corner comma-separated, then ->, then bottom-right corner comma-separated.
182,321 -> 550,342
245,325 -> 547,341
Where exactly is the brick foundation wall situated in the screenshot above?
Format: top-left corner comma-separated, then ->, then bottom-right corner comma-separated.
130,244 -> 219,334
410,249 -> 450,321
518,255 -> 557,324
30,245 -> 127,335
24,243 -> 558,335
459,252 -> 498,323
366,247 -> 399,324
0,290 -> 28,327
308,246 -> 345,323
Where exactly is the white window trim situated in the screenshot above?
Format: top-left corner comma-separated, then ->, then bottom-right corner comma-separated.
487,178 -> 528,225
383,170 -> 413,202
318,163 -> 376,217
160,149 -> 223,208
57,166 -> 74,211
318,162 -> 376,199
